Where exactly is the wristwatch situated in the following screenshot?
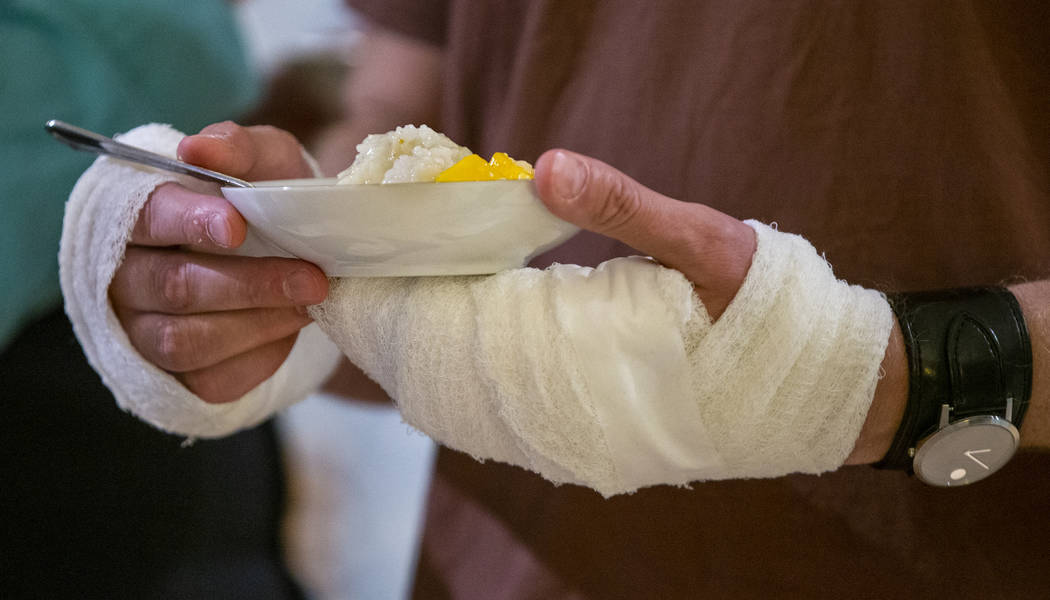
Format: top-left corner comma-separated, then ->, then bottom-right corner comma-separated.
875,287 -> 1032,486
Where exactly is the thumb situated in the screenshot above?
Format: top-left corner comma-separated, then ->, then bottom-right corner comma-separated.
176,121 -> 313,181
534,149 -> 756,318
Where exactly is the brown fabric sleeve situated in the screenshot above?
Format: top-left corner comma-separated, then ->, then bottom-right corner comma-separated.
345,0 -> 448,47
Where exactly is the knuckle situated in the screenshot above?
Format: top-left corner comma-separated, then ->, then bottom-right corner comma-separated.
152,316 -> 198,372
594,173 -> 643,232
153,259 -> 194,312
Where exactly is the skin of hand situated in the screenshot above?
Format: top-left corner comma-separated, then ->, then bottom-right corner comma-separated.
534,150 -> 757,321
109,121 -> 330,402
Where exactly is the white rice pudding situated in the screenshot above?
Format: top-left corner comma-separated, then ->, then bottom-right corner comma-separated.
336,124 -> 472,184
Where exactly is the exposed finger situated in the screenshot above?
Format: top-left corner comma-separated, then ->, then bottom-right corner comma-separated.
111,247 -> 328,313
536,150 -> 713,263
118,307 -> 312,373
177,334 -> 300,403
131,182 -> 247,250
177,121 -> 312,181
535,149 -> 756,319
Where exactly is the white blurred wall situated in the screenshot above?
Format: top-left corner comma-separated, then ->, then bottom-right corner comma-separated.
234,0 -> 360,76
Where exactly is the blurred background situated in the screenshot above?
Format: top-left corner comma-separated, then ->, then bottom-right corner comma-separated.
1,1 -> 435,598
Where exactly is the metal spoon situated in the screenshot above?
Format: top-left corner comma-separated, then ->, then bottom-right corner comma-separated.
45,119 -> 253,188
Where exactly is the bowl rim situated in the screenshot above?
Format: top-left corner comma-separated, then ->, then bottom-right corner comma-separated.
228,177 -> 538,192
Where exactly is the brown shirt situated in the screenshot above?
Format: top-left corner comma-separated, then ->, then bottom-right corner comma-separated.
348,1 -> 1050,597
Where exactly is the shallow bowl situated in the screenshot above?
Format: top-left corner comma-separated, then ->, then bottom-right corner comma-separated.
221,178 -> 579,277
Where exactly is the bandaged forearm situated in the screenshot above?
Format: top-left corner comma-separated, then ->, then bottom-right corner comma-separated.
59,124 -> 342,438
311,222 -> 893,496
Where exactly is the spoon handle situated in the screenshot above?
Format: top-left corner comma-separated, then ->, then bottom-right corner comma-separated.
45,120 -> 253,188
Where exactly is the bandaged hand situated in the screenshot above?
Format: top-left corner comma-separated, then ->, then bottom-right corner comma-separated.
62,123 -> 341,437
108,122 -> 329,402
309,149 -> 893,496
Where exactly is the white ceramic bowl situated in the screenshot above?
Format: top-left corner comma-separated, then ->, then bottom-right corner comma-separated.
221,178 -> 580,277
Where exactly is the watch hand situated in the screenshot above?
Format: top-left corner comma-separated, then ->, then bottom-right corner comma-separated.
964,448 -> 992,470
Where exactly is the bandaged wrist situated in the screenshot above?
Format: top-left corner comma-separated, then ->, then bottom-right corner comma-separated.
311,221 -> 893,496
688,222 -> 893,478
59,123 -> 341,438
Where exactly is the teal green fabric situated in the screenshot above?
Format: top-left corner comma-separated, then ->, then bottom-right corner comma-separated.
0,0 -> 260,350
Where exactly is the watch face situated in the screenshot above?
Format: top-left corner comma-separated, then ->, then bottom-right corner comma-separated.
913,416 -> 1020,486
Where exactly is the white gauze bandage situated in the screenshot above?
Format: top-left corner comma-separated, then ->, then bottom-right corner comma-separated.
310,222 -> 893,497
59,123 -> 342,438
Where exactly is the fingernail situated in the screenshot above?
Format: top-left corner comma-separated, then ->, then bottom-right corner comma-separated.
193,131 -> 237,154
206,213 -> 232,247
283,269 -> 320,304
552,151 -> 586,200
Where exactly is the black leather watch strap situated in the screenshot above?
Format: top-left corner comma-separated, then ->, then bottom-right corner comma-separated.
875,287 -> 1032,471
